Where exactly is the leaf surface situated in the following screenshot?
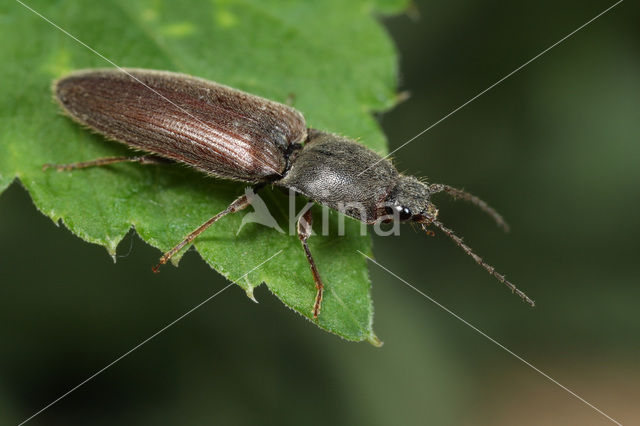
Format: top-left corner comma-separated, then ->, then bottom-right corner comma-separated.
0,0 -> 407,341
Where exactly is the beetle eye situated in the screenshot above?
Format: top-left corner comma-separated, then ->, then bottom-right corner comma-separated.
384,205 -> 412,221
399,207 -> 412,221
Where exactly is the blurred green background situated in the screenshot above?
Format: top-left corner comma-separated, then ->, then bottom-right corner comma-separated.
1,0 -> 638,425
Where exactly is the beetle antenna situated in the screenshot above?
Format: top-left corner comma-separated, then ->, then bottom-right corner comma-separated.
422,221 -> 535,307
429,184 -> 509,232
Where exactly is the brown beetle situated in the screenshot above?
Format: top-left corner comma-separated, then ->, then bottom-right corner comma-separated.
46,68 -> 534,318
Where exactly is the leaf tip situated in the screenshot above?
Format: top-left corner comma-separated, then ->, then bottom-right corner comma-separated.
367,333 -> 384,348
106,241 -> 118,260
245,286 -> 259,303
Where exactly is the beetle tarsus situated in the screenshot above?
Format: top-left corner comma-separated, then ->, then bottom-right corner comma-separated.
151,262 -> 164,274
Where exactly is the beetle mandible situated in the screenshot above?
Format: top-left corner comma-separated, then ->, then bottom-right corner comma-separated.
46,69 -> 534,318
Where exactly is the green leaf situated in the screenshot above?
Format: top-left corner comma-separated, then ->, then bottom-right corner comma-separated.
0,0 -> 407,342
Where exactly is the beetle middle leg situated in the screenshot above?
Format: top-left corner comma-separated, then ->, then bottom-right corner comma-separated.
43,155 -> 169,171
297,206 -> 325,319
152,193 -> 251,272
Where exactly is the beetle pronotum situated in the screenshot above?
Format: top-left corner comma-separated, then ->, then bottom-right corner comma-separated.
46,68 -> 534,318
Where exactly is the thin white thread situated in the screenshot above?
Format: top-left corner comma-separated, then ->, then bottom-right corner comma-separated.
358,0 -> 624,175
358,250 -> 623,426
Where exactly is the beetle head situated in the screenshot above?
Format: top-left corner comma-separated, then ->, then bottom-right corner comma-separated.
382,176 -> 438,223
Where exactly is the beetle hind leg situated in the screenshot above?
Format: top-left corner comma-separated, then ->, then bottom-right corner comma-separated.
297,206 -> 325,319
43,155 -> 169,171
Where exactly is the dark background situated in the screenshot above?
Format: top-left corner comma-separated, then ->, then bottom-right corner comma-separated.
1,0 -> 638,424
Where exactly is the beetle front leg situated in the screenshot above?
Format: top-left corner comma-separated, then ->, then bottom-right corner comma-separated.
297,207 -> 325,319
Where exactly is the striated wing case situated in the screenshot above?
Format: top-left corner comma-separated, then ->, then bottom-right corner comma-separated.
54,69 -> 308,182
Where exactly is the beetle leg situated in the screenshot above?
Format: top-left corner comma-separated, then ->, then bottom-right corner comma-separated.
153,194 -> 250,272
297,207 -> 325,319
43,155 -> 169,171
